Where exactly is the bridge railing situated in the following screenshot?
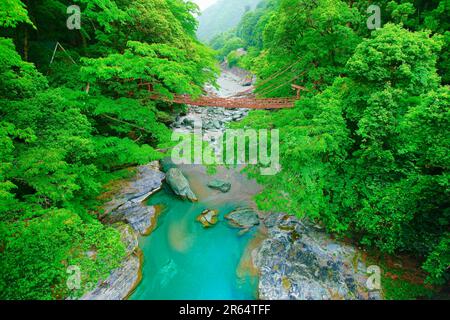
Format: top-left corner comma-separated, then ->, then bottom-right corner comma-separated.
149,93 -> 296,109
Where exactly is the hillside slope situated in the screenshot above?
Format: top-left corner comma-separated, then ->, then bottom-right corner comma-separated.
197,0 -> 260,42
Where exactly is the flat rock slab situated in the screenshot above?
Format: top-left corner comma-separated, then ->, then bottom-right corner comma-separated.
225,207 -> 260,229
116,203 -> 157,235
105,162 -> 165,235
208,179 -> 232,193
81,254 -> 140,301
254,213 -> 383,300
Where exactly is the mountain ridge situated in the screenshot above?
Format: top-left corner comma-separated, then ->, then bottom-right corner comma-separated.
197,0 -> 261,42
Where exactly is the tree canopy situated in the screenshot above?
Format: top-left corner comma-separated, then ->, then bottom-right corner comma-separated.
225,0 -> 449,291
0,0 -> 217,299
0,0 -> 448,300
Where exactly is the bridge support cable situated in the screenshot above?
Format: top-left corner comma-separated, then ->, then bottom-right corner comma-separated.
236,56 -> 306,96
148,94 -> 296,109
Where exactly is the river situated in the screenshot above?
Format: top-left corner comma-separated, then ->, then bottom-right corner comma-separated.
131,69 -> 263,300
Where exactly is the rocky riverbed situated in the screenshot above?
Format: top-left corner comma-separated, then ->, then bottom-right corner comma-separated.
254,213 -> 383,300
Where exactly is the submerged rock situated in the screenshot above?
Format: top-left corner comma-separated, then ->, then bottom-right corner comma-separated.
225,207 -> 260,229
253,213 -> 383,300
207,179 -> 232,193
166,168 -> 198,202
81,224 -> 141,301
196,209 -> 219,228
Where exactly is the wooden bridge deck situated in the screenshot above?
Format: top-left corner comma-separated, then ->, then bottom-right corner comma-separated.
149,94 -> 296,109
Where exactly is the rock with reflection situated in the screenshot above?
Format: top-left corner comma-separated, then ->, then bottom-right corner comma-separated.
196,209 -> 219,228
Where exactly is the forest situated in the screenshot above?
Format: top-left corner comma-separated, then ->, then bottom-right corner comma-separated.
0,0 -> 449,300
213,0 -> 449,291
196,0 -> 260,42
0,0 -> 217,299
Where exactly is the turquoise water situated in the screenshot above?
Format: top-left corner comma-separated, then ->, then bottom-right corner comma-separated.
130,184 -> 259,300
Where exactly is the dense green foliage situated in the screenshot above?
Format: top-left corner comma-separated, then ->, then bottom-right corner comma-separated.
210,31 -> 245,61
0,0 -> 216,299
0,0 -> 448,300
227,0 -> 449,287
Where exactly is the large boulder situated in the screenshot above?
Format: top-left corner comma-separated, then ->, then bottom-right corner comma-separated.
253,213 -> 383,300
196,209 -> 219,228
166,168 -> 198,202
225,207 -> 260,229
207,179 -> 232,193
104,162 -> 165,235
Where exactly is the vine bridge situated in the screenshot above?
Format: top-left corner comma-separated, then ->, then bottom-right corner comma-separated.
146,58 -> 309,109
149,94 -> 297,109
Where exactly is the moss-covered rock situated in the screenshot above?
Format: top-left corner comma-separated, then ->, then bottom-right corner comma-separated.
208,179 -> 232,193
